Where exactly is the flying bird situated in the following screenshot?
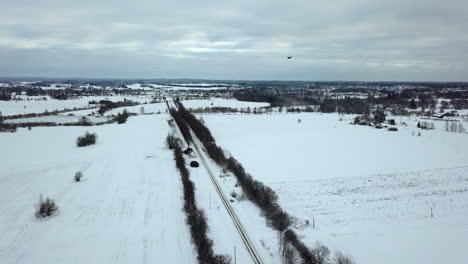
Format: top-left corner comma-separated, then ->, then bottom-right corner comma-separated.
287,56 -> 292,59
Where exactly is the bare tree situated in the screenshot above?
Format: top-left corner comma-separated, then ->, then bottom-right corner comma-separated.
333,252 -> 355,264
279,233 -> 300,264
74,171 -> 83,182
458,123 -> 465,133
450,122 -> 458,132
311,242 -> 331,264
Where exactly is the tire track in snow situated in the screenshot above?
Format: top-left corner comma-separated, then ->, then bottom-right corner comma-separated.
143,193 -> 153,264
144,194 -> 152,228
6,224 -> 29,260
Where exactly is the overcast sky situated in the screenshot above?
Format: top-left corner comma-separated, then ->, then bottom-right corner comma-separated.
1,0 -> 467,81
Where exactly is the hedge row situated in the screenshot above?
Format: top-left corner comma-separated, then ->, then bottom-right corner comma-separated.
97,99 -> 139,115
173,147 -> 230,264
169,107 -> 193,144
15,122 -> 58,128
171,100 -> 316,263
0,123 -> 17,132
283,229 -> 315,263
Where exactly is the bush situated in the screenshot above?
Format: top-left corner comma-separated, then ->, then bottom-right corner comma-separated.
74,171 -> 83,182
166,133 -> 182,149
419,121 -> 434,130
0,123 -> 17,133
35,195 -> 58,219
77,116 -> 93,126
98,100 -> 138,115
373,109 -> 386,123
311,242 -> 331,264
115,110 -> 129,124
283,229 -> 316,263
334,252 -> 355,264
76,131 -> 97,147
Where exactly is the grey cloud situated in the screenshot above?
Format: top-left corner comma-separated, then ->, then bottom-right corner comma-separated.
0,0 -> 467,81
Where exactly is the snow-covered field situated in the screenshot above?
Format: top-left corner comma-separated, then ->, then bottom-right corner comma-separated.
2,93 -> 467,264
5,115 -> 110,124
61,99 -> 266,117
182,98 -> 269,109
0,95 -> 149,116
0,115 -> 196,263
201,113 -> 468,264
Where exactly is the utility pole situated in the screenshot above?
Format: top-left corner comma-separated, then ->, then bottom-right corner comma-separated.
234,245 -> 236,264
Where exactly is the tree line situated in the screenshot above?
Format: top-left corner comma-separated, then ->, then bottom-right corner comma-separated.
97,99 -> 139,115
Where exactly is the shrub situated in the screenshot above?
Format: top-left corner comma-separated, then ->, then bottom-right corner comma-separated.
77,116 -> 93,126
0,123 -> 17,133
353,116 -> 361,125
166,133 -> 182,149
279,233 -> 300,264
372,109 -> 386,123
74,171 -> 83,182
419,121 -> 434,130
283,230 -> 316,263
98,100 -> 138,115
35,195 -> 58,219
334,252 -> 355,264
311,242 -> 331,264
76,131 -> 97,147
115,110 -> 129,124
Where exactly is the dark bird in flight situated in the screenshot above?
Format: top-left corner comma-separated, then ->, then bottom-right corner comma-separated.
287,56 -> 292,59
